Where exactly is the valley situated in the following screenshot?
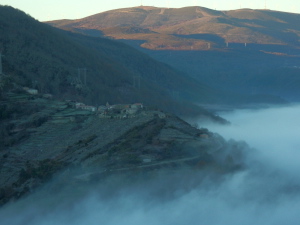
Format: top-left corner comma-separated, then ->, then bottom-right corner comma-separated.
1,3 -> 300,224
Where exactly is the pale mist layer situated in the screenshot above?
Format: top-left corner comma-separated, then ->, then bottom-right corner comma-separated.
202,104 -> 300,178
1,105 -> 300,225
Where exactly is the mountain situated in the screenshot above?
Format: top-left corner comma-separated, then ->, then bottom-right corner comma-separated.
47,6 -> 300,101
0,5 -> 288,210
47,6 -> 300,50
0,6 -> 220,117
0,5 -> 285,121
0,5 -> 242,206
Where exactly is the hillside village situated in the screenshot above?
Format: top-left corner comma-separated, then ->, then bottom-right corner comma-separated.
76,101 -> 149,118
77,101 -> 167,119
19,86 -> 166,121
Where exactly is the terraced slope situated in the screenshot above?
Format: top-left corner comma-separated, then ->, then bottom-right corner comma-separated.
0,92 -> 243,206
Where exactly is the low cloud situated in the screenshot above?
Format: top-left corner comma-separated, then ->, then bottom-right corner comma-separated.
1,105 -> 300,225
203,104 -> 300,177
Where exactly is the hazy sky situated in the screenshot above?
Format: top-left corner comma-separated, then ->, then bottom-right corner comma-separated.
1,0 -> 300,21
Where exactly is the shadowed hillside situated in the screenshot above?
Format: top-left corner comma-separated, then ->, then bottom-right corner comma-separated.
121,41 -> 300,101
0,5 -> 230,117
1,5 -> 285,119
45,5 -> 300,101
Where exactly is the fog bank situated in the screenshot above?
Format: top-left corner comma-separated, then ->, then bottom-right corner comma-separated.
203,104 -> 300,178
1,105 -> 300,225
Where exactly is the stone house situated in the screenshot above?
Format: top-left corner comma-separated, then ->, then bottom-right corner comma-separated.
131,103 -> 143,109
81,105 -> 97,112
23,87 -> 38,95
75,102 -> 85,109
126,108 -> 138,115
75,102 -> 96,112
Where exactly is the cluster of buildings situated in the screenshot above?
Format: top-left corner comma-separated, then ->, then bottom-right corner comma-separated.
75,102 -> 144,118
21,84 -> 147,119
23,87 -> 38,95
23,87 -> 53,99
75,102 -> 97,112
21,85 -> 145,119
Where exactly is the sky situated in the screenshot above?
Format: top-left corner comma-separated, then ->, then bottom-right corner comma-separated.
0,0 -> 300,21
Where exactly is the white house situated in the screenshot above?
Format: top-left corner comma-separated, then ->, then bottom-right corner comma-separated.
23,87 -> 38,95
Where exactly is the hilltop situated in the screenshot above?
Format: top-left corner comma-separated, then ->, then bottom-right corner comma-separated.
47,6 -> 300,50
47,6 -> 300,101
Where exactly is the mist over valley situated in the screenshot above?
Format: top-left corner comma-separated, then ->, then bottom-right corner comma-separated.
1,105 -> 300,225
1,4 -> 300,225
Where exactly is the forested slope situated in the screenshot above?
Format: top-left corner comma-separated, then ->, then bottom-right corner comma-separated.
0,5 -> 225,116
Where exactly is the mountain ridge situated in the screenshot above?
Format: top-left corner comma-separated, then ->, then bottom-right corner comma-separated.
1,5 -> 285,119
46,5 -> 300,101
46,6 -> 300,50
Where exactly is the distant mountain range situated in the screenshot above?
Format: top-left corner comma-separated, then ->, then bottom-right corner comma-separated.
47,6 -> 300,50
46,6 -> 300,102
